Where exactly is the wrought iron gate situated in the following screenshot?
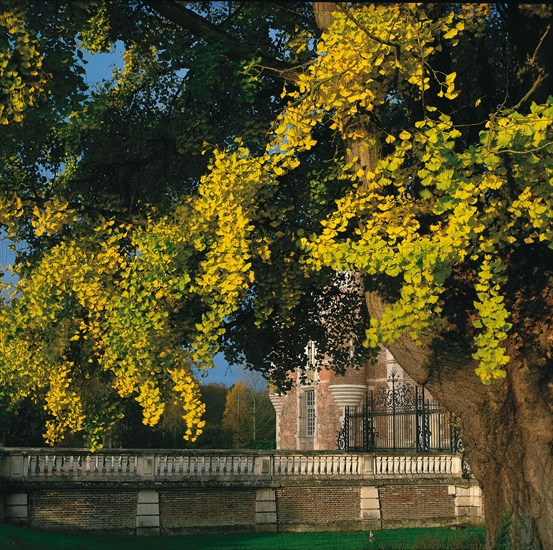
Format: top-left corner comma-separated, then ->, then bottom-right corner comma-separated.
337,374 -> 462,453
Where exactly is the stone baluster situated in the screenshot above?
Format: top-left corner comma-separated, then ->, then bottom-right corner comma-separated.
45,455 -> 52,476
314,455 -> 321,475
195,455 -> 202,476
209,455 -> 216,475
282,456 -> 289,475
132,455 -> 138,476
27,455 -> 36,477
288,455 -> 295,475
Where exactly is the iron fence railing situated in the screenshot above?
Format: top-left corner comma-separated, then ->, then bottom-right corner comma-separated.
337,374 -> 463,454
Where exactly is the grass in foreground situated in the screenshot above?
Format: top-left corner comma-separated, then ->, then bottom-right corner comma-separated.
0,524 -> 485,550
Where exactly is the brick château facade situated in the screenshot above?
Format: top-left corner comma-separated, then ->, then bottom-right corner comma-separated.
270,347 -> 417,451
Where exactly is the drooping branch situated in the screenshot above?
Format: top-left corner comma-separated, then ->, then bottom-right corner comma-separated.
336,3 -> 400,50
142,0 -> 300,83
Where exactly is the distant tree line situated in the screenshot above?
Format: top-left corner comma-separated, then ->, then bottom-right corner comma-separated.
0,375 -> 275,450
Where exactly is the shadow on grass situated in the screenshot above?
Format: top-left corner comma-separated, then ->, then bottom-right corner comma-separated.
0,524 -> 485,550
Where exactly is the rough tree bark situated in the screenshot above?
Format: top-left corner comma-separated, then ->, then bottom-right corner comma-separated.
311,3 -> 553,548
365,280 -> 553,550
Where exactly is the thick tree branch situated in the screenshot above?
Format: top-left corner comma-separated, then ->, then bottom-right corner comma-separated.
142,0 -> 300,83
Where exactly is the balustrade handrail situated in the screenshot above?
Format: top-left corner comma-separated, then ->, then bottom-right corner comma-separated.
3,447 -> 440,456
0,448 -> 463,482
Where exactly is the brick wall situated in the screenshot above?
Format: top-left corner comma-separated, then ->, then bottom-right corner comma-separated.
159,488 -> 256,532
315,381 -> 342,450
2,481 -> 483,534
0,449 -> 483,534
279,386 -> 299,450
276,486 -> 361,530
379,485 -> 455,526
29,489 -> 137,533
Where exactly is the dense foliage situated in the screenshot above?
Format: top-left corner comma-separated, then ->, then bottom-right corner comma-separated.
0,0 -> 550,447
1,3 -> 552,546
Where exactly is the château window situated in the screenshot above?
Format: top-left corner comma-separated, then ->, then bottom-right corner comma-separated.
300,389 -> 316,438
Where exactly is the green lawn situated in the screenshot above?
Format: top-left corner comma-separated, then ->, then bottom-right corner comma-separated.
0,524 -> 485,549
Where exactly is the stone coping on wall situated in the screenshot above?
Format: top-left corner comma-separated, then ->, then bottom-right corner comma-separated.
0,448 -> 467,459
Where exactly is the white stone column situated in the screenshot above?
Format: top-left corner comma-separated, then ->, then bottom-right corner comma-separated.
449,481 -> 483,521
255,488 -> 277,532
4,494 -> 27,525
136,490 -> 160,536
360,486 -> 381,530
328,384 -> 367,425
269,394 -> 285,450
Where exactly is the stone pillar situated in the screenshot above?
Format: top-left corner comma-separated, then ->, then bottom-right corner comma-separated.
137,455 -> 155,478
136,490 -> 160,536
255,488 -> 277,532
360,486 -> 381,530
448,482 -> 483,522
4,494 -> 28,525
269,394 -> 285,450
254,455 -> 272,476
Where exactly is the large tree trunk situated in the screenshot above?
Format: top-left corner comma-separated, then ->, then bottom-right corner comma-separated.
343,84 -> 553,550
338,55 -> 553,550
364,277 -> 553,550
311,3 -> 553,547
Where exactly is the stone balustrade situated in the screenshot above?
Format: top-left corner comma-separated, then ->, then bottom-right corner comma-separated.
0,449 -> 481,534
374,454 -> 459,476
0,448 -> 462,483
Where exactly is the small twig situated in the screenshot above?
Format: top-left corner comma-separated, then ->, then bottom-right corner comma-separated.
530,24 -> 550,66
498,141 -> 553,155
512,25 -> 550,111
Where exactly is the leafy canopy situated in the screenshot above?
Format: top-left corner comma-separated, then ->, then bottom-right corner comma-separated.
0,2 -> 551,449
